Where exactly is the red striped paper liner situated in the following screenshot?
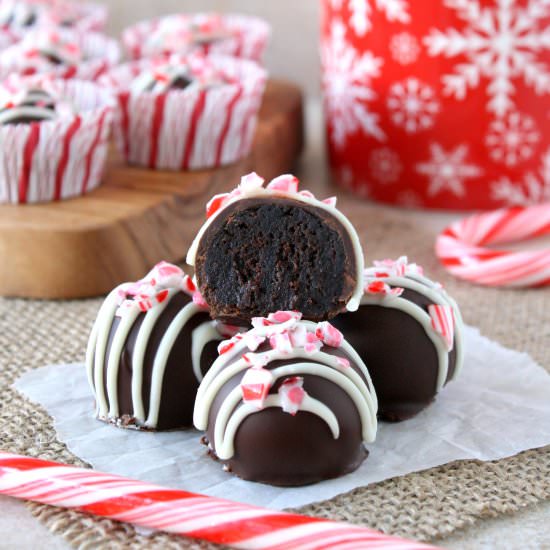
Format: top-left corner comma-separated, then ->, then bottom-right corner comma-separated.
100,54 -> 267,171
0,452 -> 438,550
122,13 -> 270,63
0,78 -> 115,204
436,204 -> 550,288
0,27 -> 120,81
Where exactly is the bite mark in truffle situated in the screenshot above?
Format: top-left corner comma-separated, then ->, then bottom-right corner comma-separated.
188,173 -> 365,324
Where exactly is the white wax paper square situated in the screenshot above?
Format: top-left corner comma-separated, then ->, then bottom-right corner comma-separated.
14,326 -> 550,510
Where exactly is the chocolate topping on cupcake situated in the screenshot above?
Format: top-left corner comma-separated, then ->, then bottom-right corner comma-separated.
145,13 -> 234,56
331,257 -> 464,421
194,311 -> 377,485
0,86 -> 72,125
130,59 -> 229,94
187,173 -> 365,324
26,30 -> 83,65
0,1 -> 40,29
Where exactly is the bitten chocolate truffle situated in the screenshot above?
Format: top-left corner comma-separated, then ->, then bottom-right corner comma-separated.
193,311 -> 378,486
86,262 -> 226,430
332,257 -> 464,421
187,173 -> 365,324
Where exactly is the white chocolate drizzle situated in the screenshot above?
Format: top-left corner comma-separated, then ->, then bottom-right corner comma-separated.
86,262 -> 222,429
186,173 -> 365,312
361,258 -> 464,391
193,313 -> 378,460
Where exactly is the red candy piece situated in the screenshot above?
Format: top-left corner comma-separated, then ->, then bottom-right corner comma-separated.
240,367 -> 274,409
315,322 -> 344,348
267,174 -> 299,194
428,304 -> 455,351
279,376 -> 306,415
206,193 -> 230,218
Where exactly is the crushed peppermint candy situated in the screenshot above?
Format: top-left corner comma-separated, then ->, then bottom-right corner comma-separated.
315,322 -> 344,348
218,311 -> 345,358
428,304 -> 455,352
204,172 -> 339,219
364,280 -> 404,297
240,367 -> 273,409
116,261 -> 207,315
371,256 -> 424,278
279,377 -> 306,415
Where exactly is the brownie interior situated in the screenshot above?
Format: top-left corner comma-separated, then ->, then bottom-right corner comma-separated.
196,197 -> 355,323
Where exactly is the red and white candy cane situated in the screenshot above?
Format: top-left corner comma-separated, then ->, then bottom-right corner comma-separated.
436,204 -> 550,288
0,453 -> 437,549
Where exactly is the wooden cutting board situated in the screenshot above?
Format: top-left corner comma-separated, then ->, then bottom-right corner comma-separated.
0,80 -> 304,299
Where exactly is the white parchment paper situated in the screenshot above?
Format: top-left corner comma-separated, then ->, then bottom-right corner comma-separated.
14,325 -> 550,510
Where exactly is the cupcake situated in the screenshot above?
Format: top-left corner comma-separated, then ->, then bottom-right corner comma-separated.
0,27 -> 120,81
43,1 -> 108,33
0,77 -> 114,204
0,1 -> 108,47
122,12 -> 270,63
100,53 -> 267,171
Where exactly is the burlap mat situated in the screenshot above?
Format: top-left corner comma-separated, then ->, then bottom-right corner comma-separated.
1,200 -> 549,549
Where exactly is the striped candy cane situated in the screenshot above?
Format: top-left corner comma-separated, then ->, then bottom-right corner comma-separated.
0,453 -> 437,549
436,204 -> 550,288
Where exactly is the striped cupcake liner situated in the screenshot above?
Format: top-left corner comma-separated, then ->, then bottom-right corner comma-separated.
101,55 -> 267,171
122,13 -> 270,63
0,78 -> 115,204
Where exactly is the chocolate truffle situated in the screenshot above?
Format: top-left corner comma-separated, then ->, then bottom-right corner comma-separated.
0,88 -> 59,125
193,311 -> 378,486
331,257 -> 464,421
0,1 -> 40,29
86,262 -> 227,430
26,31 -> 83,66
130,64 -> 194,94
145,13 -> 234,56
187,173 -> 365,325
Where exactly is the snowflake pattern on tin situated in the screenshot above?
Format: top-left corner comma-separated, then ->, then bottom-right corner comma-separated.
331,0 -> 410,36
416,143 -> 483,197
387,78 -> 440,134
424,0 -> 550,118
390,31 -> 420,65
369,147 -> 403,183
491,146 -> 550,205
321,19 -> 385,148
485,112 -> 540,166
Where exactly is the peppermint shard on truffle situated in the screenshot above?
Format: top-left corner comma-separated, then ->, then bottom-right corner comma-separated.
194,311 -> 378,486
86,262 -> 227,430
187,173 -> 365,324
332,256 -> 465,421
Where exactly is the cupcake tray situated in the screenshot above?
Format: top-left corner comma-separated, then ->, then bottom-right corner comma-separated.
0,80 -> 303,299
